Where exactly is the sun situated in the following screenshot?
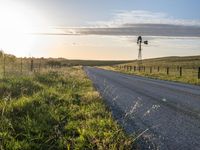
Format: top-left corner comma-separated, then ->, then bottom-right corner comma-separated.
0,1 -> 47,56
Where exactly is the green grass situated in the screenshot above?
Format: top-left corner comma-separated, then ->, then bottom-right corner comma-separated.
0,67 -> 133,150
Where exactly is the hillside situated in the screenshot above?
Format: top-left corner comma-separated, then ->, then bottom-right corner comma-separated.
123,55 -> 200,69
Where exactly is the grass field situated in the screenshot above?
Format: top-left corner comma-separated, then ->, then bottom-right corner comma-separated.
101,56 -> 200,85
0,67 -> 133,149
124,55 -> 200,69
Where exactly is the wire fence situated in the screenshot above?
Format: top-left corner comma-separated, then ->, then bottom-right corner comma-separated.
114,65 -> 200,79
0,56 -> 63,78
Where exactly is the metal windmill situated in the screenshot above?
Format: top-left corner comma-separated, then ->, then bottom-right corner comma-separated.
137,36 -> 148,65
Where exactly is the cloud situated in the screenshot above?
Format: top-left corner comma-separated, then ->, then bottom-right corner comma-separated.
35,10 -> 200,37
56,24 -> 200,37
89,10 -> 200,27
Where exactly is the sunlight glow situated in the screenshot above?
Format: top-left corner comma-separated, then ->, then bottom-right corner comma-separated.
0,1 -> 48,56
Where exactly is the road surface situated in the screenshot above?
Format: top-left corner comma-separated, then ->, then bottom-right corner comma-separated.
84,67 -> 200,150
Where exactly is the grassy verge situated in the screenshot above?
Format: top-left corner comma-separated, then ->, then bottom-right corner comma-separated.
0,67 -> 133,150
100,66 -> 200,85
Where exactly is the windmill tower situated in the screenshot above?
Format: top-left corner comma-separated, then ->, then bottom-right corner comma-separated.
137,36 -> 148,66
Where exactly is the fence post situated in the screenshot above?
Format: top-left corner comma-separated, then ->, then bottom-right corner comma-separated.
39,58 -> 41,73
20,57 -> 23,74
179,67 -> 182,77
134,66 -> 136,72
30,59 -> 34,72
167,67 -> 169,75
144,66 -> 145,72
158,66 -> 160,72
198,67 -> 200,79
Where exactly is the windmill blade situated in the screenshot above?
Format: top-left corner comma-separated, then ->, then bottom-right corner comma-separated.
144,41 -> 148,45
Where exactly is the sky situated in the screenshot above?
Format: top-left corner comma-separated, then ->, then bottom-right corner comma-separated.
0,0 -> 200,60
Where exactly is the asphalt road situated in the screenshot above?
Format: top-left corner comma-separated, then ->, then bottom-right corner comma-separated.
84,67 -> 200,150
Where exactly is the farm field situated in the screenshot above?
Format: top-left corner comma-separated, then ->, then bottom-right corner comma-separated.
0,66 -> 133,149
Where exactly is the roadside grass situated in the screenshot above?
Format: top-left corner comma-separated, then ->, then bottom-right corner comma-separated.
97,55 -> 200,85
0,67 -> 133,150
100,66 -> 200,85
133,71 -> 200,85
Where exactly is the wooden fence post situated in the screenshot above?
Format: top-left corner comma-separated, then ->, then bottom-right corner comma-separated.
198,67 -> 200,79
30,59 -> 34,72
20,57 -> 23,74
3,53 -> 5,77
144,66 -> 145,72
39,59 -> 41,73
158,66 -> 160,72
134,66 -> 136,72
167,67 -> 169,75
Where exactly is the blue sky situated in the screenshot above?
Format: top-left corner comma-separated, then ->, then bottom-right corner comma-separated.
22,0 -> 200,26
0,0 -> 200,60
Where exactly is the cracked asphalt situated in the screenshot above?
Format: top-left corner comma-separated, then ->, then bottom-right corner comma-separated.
84,67 -> 200,150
